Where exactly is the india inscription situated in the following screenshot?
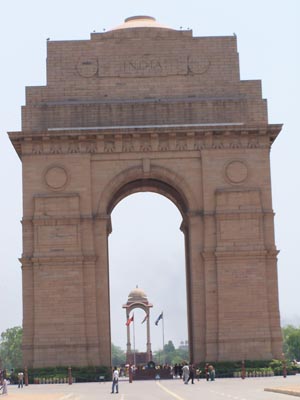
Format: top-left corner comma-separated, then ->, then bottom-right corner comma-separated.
9,16 -> 283,368
77,54 -> 210,77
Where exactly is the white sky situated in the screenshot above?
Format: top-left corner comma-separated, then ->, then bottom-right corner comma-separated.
0,0 -> 299,353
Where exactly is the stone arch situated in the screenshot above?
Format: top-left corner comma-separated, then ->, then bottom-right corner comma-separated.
98,164 -> 199,363
96,163 -> 199,218
14,15 -> 283,368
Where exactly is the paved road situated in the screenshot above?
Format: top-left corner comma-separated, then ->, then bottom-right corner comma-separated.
5,375 -> 300,400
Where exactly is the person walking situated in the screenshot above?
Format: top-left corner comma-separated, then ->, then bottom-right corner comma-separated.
0,378 -> 8,395
182,363 -> 190,384
18,372 -> 24,388
187,364 -> 195,384
111,367 -> 119,394
205,363 -> 210,381
178,363 -> 183,380
173,363 -> 179,378
209,364 -> 216,381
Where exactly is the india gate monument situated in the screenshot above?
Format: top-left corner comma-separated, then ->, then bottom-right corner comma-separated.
9,16 -> 283,367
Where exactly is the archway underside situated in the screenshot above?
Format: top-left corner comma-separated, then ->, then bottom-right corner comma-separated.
107,179 -> 193,365
107,178 -> 189,217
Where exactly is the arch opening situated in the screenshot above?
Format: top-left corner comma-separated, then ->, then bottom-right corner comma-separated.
108,191 -> 189,365
107,178 -> 189,217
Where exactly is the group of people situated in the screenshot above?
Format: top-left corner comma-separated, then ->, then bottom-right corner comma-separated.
204,363 -> 216,381
182,363 -> 195,384
0,371 -> 24,395
172,362 -> 215,383
110,362 -> 216,394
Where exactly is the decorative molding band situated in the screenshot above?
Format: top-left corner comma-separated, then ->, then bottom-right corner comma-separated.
9,125 -> 282,157
20,255 -> 98,265
22,343 -> 99,350
200,249 -> 277,260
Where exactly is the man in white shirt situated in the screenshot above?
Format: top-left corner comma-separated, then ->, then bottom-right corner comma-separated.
182,363 -> 190,384
0,378 -> 8,395
111,367 -> 119,394
18,372 -> 24,388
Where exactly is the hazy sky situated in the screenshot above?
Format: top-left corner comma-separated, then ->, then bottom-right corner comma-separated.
0,0 -> 299,353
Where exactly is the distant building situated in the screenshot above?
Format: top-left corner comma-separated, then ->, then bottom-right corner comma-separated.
179,341 -> 189,350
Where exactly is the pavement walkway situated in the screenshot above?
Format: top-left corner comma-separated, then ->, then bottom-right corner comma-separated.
2,376 -> 300,400
0,394 -> 65,400
265,384 -> 300,397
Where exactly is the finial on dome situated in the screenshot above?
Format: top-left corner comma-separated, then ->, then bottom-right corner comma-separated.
123,286 -> 153,308
125,16 -> 155,23
109,15 -> 173,31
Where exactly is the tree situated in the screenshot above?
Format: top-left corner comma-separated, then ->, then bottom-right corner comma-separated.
174,347 -> 189,363
153,340 -> 189,365
111,343 -> 126,366
161,340 -> 176,364
282,325 -> 300,361
0,326 -> 23,370
164,340 -> 175,354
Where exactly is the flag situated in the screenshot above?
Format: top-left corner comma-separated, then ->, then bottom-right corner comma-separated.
155,312 -> 163,326
126,314 -> 134,326
141,314 -> 148,324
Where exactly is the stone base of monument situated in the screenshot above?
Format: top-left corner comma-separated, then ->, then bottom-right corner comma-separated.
133,367 -> 173,380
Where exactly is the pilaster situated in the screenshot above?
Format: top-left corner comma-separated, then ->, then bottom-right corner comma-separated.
93,215 -> 112,366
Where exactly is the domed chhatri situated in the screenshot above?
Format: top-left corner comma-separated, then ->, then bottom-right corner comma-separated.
110,15 -> 173,31
127,286 -> 148,303
123,286 -> 153,308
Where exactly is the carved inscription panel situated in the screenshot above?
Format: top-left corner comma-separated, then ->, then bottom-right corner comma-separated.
77,55 -> 210,78
216,189 -> 261,212
36,224 -> 79,252
216,189 -> 263,245
219,218 -> 261,242
34,195 -> 80,218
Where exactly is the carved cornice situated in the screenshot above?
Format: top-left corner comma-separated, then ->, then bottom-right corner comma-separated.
19,257 -> 33,268
215,249 -> 270,259
23,343 -> 99,350
9,124 -> 282,158
200,248 -> 278,260
20,255 -> 98,265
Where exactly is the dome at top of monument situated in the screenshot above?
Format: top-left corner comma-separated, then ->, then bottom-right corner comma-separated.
110,16 -> 173,31
127,286 -> 148,302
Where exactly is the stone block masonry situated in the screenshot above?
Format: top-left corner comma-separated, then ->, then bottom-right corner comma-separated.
9,16 -> 282,367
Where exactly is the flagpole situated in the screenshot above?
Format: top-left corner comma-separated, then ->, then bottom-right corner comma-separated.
162,312 -> 165,365
132,315 -> 136,366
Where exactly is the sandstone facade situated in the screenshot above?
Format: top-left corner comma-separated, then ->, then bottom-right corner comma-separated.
9,16 -> 282,367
